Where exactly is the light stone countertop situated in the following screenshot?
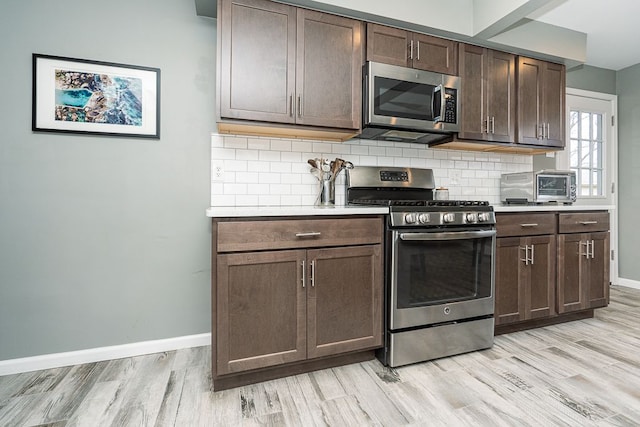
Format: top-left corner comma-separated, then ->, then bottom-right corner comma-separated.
206,205 -> 389,218
493,204 -> 615,212
206,204 -> 615,218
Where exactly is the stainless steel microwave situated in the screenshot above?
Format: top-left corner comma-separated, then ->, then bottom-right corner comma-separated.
500,170 -> 577,204
360,62 -> 460,144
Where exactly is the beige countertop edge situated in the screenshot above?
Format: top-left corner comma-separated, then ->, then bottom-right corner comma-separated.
493,204 -> 615,212
206,205 -> 390,218
206,204 -> 616,217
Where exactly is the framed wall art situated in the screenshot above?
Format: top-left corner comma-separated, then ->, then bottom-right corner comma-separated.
32,54 -> 160,138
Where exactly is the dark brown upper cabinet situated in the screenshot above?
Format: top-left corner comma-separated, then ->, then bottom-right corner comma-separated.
517,57 -> 566,148
458,44 -> 516,143
366,23 -> 458,75
218,0 -> 363,130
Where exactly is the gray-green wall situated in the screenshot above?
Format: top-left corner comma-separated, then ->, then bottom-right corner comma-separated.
0,0 -> 216,360
616,64 -> 640,283
566,64 -> 617,95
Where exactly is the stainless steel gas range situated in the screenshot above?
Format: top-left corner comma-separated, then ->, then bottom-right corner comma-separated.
346,166 -> 496,367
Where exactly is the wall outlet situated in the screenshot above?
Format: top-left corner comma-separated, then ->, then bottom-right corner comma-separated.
212,164 -> 224,182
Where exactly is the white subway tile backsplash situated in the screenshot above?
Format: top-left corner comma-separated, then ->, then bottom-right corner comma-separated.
210,133 -> 533,206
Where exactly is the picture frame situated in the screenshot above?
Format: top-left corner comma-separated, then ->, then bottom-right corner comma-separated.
32,54 -> 160,138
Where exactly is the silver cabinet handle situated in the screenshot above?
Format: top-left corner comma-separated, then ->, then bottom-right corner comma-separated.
301,260 -> 306,287
589,239 -> 595,259
546,123 -> 550,139
520,246 -> 529,265
297,95 -> 303,118
310,260 -> 315,287
485,116 -> 490,134
416,40 -> 420,61
530,244 -> 535,265
409,40 -> 414,60
520,223 -> 539,228
289,94 -> 293,117
295,232 -> 321,238
580,241 -> 590,258
491,116 -> 495,134
579,221 -> 598,225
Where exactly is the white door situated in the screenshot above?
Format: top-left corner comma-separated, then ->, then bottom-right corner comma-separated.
556,88 -> 618,283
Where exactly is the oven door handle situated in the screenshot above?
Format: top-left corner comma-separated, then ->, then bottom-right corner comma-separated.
399,229 -> 497,241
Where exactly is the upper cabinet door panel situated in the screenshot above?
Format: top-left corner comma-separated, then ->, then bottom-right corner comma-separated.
517,57 -> 543,145
458,44 -> 486,140
219,0 -> 296,123
487,50 -> 516,143
297,10 -> 363,129
543,61 -> 565,147
366,23 -> 410,67
412,33 -> 458,75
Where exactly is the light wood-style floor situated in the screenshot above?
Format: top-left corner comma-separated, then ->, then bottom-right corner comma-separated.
2,285 -> 640,426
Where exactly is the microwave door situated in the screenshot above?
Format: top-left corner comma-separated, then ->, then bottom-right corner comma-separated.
432,84 -> 443,123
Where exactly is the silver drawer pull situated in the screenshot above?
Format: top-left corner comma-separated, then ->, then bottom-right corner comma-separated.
579,221 -> 598,225
295,232 -> 321,238
520,223 -> 539,227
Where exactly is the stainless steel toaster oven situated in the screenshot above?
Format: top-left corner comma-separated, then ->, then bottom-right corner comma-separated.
500,170 -> 577,204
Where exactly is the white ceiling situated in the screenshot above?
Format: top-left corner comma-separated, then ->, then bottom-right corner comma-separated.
529,0 -> 640,70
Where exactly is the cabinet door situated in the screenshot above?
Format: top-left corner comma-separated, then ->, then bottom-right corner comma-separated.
458,44 -> 486,140
541,61 -> 565,147
495,237 -> 525,325
517,57 -> 565,148
219,0 -> 296,123
527,235 -> 556,320
557,233 -> 587,313
297,10 -> 362,129
366,23 -> 410,67
411,33 -> 458,75
216,250 -> 306,375
306,245 -> 382,358
517,56 -> 544,146
486,50 -> 516,143
586,232 -> 610,309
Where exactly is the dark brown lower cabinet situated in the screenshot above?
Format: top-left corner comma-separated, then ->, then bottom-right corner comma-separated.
557,231 -> 610,313
213,216 -> 383,390
495,235 -> 556,326
495,211 -> 610,334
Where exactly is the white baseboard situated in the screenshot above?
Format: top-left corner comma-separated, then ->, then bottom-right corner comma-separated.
0,333 -> 211,376
616,277 -> 640,290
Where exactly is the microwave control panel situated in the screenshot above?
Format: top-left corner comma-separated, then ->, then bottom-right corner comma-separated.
442,88 -> 457,124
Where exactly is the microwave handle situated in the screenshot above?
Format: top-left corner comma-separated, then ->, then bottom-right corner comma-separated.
433,84 -> 443,123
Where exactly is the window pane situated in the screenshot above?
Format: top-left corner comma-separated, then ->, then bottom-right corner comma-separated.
593,114 -> 602,141
581,112 -> 590,139
570,139 -> 579,167
580,169 -> 590,196
570,111 -> 579,138
580,141 -> 590,167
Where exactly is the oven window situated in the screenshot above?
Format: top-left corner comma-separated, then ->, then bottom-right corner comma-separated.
374,77 -> 437,121
396,235 -> 493,308
537,176 -> 568,197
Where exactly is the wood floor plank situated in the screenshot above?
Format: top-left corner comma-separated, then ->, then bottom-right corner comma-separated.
2,286 -> 640,426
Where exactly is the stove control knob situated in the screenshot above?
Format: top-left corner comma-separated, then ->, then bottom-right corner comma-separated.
417,213 -> 431,224
465,213 -> 478,223
478,212 -> 491,222
443,213 -> 456,223
404,212 -> 418,224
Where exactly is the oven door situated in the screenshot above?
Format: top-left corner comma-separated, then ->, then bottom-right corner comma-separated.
390,228 -> 496,330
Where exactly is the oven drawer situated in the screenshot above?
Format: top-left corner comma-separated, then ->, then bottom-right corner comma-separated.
496,213 -> 556,237
558,212 -> 609,233
217,217 -> 383,252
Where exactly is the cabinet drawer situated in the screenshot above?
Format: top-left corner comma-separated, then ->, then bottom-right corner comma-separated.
217,217 -> 383,252
558,212 -> 609,233
496,213 -> 556,237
